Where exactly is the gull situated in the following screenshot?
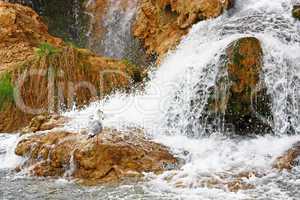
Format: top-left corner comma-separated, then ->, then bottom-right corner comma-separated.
87,109 -> 104,139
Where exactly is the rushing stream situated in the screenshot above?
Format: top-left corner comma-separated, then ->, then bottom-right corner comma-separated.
1,0 -> 300,199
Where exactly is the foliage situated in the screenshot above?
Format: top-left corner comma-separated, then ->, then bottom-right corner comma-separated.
0,73 -> 14,109
35,42 -> 60,57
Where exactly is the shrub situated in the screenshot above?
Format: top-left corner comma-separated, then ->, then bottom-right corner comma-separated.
35,42 -> 60,57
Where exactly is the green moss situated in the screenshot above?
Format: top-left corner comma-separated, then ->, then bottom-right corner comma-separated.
0,73 -> 15,110
35,42 -> 60,58
123,59 -> 143,83
232,42 -> 245,66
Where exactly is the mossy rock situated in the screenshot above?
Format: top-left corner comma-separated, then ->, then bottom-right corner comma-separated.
203,37 -> 273,135
292,5 -> 300,20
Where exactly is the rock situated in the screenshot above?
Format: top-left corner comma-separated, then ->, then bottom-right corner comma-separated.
203,37 -> 273,135
227,171 -> 256,192
173,171 -> 256,192
273,142 -> 300,170
0,2 -> 63,70
0,6 -> 16,26
0,2 -> 143,133
292,5 -> 300,20
15,128 -> 178,185
6,0 -> 89,46
21,114 -> 69,134
133,0 -> 233,61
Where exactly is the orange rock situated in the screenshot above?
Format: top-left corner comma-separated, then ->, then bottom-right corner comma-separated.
273,142 -> 300,170
204,37 -> 273,135
0,2 -> 62,72
15,128 -> 177,185
133,0 -> 233,61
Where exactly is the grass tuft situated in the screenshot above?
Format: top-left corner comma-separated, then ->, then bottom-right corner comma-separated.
35,42 -> 60,57
0,73 -> 14,109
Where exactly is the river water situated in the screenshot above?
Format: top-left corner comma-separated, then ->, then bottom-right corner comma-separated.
2,0 -> 300,199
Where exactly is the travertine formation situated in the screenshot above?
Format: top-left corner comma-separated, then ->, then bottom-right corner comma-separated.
15,116 -> 178,185
133,0 -> 233,60
203,37 -> 273,135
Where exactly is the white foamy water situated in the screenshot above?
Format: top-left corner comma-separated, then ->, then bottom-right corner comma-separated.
0,134 -> 23,169
2,0 -> 300,199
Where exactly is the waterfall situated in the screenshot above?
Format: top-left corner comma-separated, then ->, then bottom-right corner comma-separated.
85,0 -> 145,63
101,0 -> 138,58
65,0 -> 300,137
2,0 -> 300,199
61,0 -> 300,198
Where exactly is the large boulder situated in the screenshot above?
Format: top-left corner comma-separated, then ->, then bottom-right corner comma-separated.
0,2 -> 143,132
133,0 -> 233,61
15,116 -> 178,185
203,37 -> 273,135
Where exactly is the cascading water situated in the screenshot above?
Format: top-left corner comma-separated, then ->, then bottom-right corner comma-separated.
86,0 -> 145,63
1,0 -> 300,199
101,0 -> 138,58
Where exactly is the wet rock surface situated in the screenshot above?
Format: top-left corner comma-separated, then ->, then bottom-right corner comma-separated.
15,128 -> 178,185
292,5 -> 300,20
203,37 -> 273,135
273,141 -> 300,171
172,171 -> 257,192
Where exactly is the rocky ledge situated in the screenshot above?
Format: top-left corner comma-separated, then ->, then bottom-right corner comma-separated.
15,116 -> 178,185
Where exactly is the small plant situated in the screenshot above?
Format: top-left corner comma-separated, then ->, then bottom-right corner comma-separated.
35,42 -> 60,57
0,73 -> 14,109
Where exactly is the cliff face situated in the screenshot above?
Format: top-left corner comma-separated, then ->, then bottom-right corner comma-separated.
5,0 -> 89,46
133,0 -> 233,60
0,2 -> 63,71
0,2 -> 142,132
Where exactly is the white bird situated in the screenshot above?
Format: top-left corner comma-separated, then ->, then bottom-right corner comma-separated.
87,109 -> 104,139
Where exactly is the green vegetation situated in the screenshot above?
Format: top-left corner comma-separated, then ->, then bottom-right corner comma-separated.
123,59 -> 143,83
232,42 -> 245,66
35,42 -> 60,57
0,73 -> 14,109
